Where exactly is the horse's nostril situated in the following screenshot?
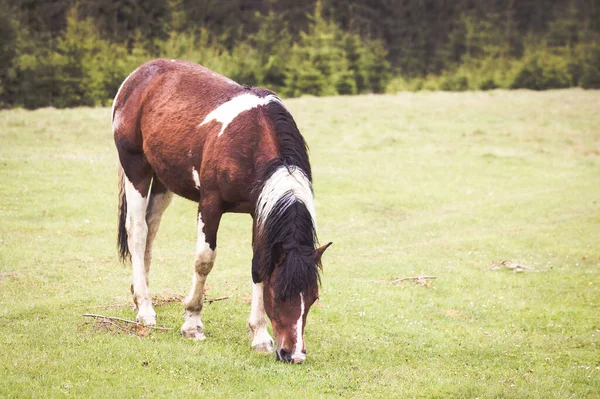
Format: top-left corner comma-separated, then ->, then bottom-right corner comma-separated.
277,349 -> 292,362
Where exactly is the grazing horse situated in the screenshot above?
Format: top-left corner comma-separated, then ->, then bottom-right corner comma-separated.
112,59 -> 331,364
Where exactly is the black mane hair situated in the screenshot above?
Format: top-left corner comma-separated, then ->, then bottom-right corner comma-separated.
251,87 -> 312,181
257,199 -> 320,300
250,87 -> 320,299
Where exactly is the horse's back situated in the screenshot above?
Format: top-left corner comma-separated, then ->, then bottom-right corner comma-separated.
113,59 -> 242,142
113,60 -> 280,206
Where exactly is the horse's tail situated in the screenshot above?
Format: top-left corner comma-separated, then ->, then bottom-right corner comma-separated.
117,164 -> 131,262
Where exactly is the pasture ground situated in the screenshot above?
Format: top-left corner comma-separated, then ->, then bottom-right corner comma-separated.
0,90 -> 599,398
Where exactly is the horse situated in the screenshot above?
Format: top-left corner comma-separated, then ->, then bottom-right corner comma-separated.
112,59 -> 331,364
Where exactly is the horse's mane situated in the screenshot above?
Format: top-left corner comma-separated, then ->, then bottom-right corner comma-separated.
251,87 -> 320,299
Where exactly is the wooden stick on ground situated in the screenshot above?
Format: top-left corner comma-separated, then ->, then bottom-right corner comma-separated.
204,295 -> 230,304
390,276 -> 437,285
82,314 -> 171,331
99,318 -> 131,334
490,260 -> 550,273
96,294 -> 231,310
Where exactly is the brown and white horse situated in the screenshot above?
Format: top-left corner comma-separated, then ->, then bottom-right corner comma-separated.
112,59 -> 331,364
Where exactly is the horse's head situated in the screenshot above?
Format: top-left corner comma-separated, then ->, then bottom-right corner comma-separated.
260,242 -> 331,364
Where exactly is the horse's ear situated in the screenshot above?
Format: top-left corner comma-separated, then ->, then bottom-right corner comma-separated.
313,242 -> 332,264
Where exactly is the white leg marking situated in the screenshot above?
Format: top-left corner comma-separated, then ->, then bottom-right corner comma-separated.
124,176 -> 156,326
181,213 -> 216,340
291,293 -> 306,363
248,282 -> 274,353
199,93 -> 283,136
192,167 -> 201,190
256,166 -> 316,230
144,191 -> 173,282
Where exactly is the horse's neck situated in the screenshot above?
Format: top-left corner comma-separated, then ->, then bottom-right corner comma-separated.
255,163 -> 315,231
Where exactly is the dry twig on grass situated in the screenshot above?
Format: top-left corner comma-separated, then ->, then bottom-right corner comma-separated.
81,314 -> 171,337
391,276 -> 437,286
152,293 -> 184,306
152,292 -> 230,306
204,295 -> 230,304
96,292 -> 230,310
490,260 -> 550,273
82,296 -> 230,336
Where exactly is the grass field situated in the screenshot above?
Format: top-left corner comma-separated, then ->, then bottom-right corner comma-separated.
0,89 -> 599,398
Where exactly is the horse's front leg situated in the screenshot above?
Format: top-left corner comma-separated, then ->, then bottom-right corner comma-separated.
248,219 -> 274,352
248,282 -> 274,352
181,195 -> 222,340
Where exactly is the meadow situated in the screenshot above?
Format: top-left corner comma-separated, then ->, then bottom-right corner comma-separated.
0,89 -> 598,398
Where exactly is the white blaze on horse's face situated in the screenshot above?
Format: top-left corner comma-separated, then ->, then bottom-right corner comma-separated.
291,293 -> 307,363
199,93 -> 283,136
263,276 -> 317,364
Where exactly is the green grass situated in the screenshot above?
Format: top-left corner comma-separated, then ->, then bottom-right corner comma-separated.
1,89 -> 599,398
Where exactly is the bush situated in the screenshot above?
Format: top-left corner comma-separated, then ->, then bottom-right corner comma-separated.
580,44 -> 600,89
0,0 -> 17,107
479,77 -> 498,90
410,78 -> 424,92
12,49 -> 58,109
440,74 -> 469,91
385,76 -> 410,93
289,62 -> 327,97
278,2 -> 390,97
422,78 -> 440,91
335,70 -> 357,95
362,39 -> 391,93
226,43 -> 260,86
510,53 -> 571,90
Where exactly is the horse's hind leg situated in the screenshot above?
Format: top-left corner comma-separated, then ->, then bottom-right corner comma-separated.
181,193 -> 222,340
144,177 -> 173,283
121,157 -> 156,326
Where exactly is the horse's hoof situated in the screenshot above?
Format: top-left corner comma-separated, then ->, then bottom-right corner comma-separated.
136,314 -> 156,327
252,340 -> 274,353
181,328 -> 206,341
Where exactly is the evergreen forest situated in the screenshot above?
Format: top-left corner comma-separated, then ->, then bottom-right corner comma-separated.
1,0 -> 599,109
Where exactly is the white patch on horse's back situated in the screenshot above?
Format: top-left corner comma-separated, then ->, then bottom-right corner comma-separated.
292,292 -> 306,363
256,166 -> 315,231
192,167 -> 200,190
199,93 -> 282,136
111,68 -> 138,130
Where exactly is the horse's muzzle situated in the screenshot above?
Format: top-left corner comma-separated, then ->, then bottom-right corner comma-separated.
276,349 -> 306,364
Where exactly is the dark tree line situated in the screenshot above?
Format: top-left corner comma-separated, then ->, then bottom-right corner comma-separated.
1,0 -> 599,108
